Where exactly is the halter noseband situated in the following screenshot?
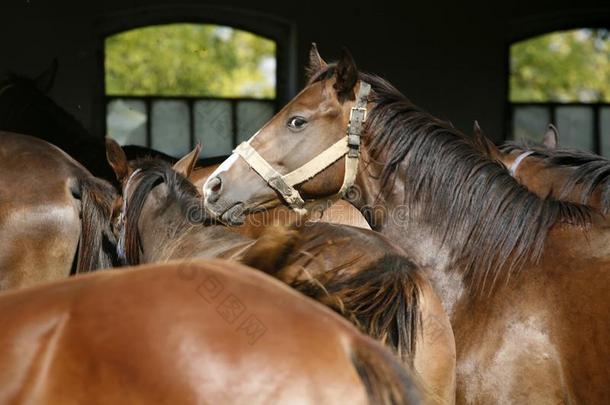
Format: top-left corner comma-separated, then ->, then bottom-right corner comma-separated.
234,81 -> 371,214
509,150 -> 534,177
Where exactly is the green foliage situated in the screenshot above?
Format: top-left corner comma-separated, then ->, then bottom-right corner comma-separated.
105,23 -> 276,98
511,29 -> 610,102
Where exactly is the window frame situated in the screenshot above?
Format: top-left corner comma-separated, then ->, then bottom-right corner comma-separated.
94,5 -> 296,156
508,101 -> 608,155
504,8 -> 610,148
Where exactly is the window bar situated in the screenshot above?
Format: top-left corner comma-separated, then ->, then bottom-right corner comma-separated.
231,101 -> 238,149
145,98 -> 152,148
593,105 -> 601,155
507,104 -> 514,140
188,99 -> 195,151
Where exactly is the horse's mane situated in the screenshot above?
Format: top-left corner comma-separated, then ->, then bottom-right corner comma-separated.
243,225 -> 423,365
292,253 -> 422,364
502,140 -> 610,213
312,67 -> 593,292
123,159 -> 212,265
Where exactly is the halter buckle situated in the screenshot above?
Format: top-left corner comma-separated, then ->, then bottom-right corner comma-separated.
269,176 -> 293,196
349,106 -> 367,123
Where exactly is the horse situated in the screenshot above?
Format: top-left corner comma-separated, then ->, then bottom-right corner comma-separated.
0,258 -> 422,404
202,44 -> 610,403
0,131 -> 116,290
105,139 -> 456,404
190,164 -> 371,236
0,62 -> 179,184
473,121 -> 610,221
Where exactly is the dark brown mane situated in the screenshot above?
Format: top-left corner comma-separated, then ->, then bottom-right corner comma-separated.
77,176 -> 119,272
291,254 -> 422,364
244,225 -> 423,365
502,141 -> 610,213
123,159 -> 212,265
314,67 -> 593,292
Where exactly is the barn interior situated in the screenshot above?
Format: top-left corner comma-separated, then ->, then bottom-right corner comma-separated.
2,2 -> 610,403
4,0 -> 610,155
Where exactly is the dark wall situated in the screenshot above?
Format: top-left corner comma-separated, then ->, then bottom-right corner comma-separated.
2,0 -> 610,142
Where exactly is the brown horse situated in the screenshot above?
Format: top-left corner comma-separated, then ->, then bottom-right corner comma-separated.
474,122 -> 610,223
203,45 -> 610,403
106,140 -> 456,404
0,258 -> 422,404
498,135 -> 610,215
190,163 -> 371,236
0,131 -> 116,290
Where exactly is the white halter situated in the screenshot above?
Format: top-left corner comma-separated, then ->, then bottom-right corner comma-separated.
234,81 -> 371,215
509,151 -> 534,177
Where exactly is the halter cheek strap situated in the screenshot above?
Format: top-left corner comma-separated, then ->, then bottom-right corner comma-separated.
234,81 -> 371,214
509,151 -> 534,177
116,168 -> 141,264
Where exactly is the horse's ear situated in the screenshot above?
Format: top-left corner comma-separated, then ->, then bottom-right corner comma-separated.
472,120 -> 502,162
543,124 -> 559,150
333,47 -> 358,100
173,144 -> 201,178
105,137 -> 128,182
305,42 -> 328,80
34,58 -> 58,94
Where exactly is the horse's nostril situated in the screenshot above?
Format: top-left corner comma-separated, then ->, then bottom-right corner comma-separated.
211,178 -> 222,193
206,176 -> 222,203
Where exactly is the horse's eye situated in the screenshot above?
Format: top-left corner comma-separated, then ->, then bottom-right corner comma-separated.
287,116 -> 308,130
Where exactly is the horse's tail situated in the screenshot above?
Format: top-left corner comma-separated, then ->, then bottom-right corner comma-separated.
75,176 -> 117,273
295,254 -> 424,366
351,334 -> 423,404
243,227 -> 424,364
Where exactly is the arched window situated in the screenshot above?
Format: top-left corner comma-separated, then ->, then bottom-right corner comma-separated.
104,23 -> 277,159
509,28 -> 610,155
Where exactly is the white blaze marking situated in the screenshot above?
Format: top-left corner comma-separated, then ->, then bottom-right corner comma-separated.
202,130 -> 261,196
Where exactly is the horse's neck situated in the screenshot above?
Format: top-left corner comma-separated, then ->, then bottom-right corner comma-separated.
521,161 -> 609,216
354,164 -> 467,316
138,203 -> 251,263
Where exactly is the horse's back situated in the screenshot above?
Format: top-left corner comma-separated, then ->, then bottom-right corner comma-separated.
0,131 -> 89,177
0,131 -> 90,209
0,259 -> 418,404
